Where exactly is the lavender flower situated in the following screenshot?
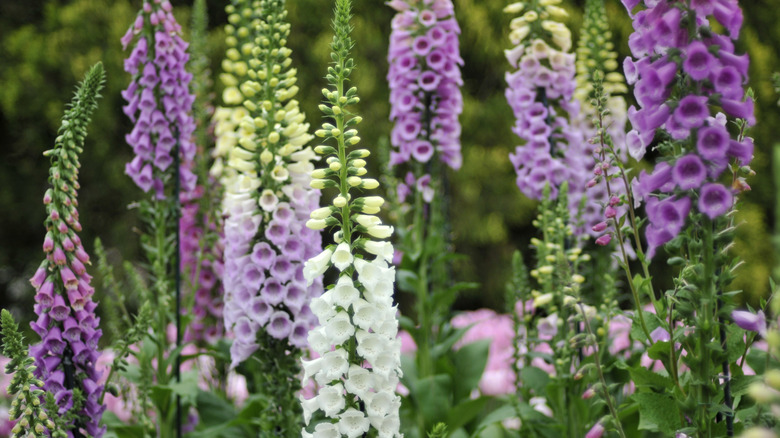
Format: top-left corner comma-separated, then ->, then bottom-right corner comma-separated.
121,0 -> 197,199
218,0 -> 322,366
731,310 -> 766,336
28,63 -> 106,437
387,0 -> 464,174
505,1 -> 596,236
623,0 -> 754,257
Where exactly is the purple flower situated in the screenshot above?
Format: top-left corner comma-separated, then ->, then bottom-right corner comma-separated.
267,311 -> 292,339
731,310 -> 766,336
682,41 -> 715,81
674,95 -> 709,129
387,0 -> 463,181
696,125 -> 730,160
698,183 -> 733,219
672,154 -> 707,191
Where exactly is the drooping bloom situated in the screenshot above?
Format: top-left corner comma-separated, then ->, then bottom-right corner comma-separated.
121,0 -> 197,199
386,0 -> 463,201
623,0 -> 753,258
219,0 -> 322,366
29,63 -> 106,437
504,0 -> 593,235
300,1 -> 402,435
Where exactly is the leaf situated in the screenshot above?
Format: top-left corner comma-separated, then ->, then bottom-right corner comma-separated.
446,397 -> 489,431
430,326 -> 470,358
632,392 -> 681,435
472,404 -> 516,435
453,339 -> 491,400
646,340 -> 671,361
397,269 -> 419,293
630,311 -> 663,343
195,389 -> 238,426
414,374 -> 452,424
628,365 -> 673,390
519,366 -> 550,394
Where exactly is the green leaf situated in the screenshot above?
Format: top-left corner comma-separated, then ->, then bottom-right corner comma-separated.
414,374 -> 452,424
397,269 -> 420,293
519,366 -> 551,394
453,339 -> 491,400
646,340 -> 671,361
446,396 -> 489,431
632,392 -> 681,435
472,404 -> 516,435
195,389 -> 238,427
149,384 -> 173,411
630,311 -> 663,343
628,365 -> 673,390
430,326 -> 470,358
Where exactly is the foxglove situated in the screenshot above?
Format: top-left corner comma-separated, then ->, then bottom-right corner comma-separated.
504,0 -> 591,233
28,63 -> 106,438
300,0 -> 402,435
623,0 -> 754,258
219,0 -> 323,367
387,0 -> 464,200
121,0 -> 197,198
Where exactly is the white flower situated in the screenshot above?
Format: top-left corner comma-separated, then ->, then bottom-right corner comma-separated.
344,365 -> 373,399
331,242 -> 354,271
301,356 -> 323,384
310,297 -> 336,325
318,349 -> 350,384
375,413 -> 401,438
307,327 -> 331,355
366,224 -> 393,239
352,299 -> 379,331
306,219 -> 328,230
310,206 -> 334,220
300,393 -> 320,425
356,329 -> 386,363
365,390 -> 395,419
325,311 -> 356,345
332,276 -> 360,309
316,383 -> 346,417
303,248 -> 333,285
364,240 -> 394,263
354,214 -> 382,228
258,189 -> 278,211
339,408 -> 371,438
310,422 -> 341,438
371,349 -> 402,381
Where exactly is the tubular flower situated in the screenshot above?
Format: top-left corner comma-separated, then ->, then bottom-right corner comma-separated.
220,0 -> 322,367
623,0 -> 753,258
386,0 -> 464,176
121,0 -> 197,199
300,0 -> 402,435
504,0 -> 591,234
28,63 -> 106,437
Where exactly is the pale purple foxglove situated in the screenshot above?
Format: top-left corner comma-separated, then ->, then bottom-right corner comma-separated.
504,1 -> 593,236
219,0 -> 322,366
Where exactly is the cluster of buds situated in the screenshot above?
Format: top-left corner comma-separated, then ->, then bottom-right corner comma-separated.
299,0 -> 402,436
28,63 -> 106,437
219,0 -> 323,367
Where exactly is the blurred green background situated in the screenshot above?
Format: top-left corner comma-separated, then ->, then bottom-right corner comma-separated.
0,0 -> 778,327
